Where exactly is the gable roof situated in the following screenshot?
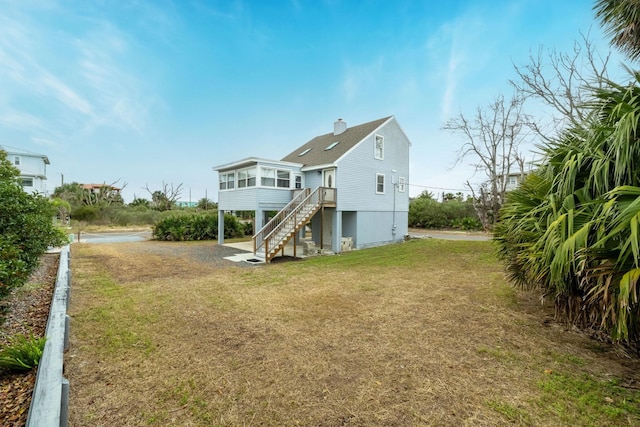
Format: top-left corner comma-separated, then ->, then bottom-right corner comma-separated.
280,116 -> 392,167
0,144 -> 50,164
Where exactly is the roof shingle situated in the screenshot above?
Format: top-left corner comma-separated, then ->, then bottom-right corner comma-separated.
281,116 -> 392,167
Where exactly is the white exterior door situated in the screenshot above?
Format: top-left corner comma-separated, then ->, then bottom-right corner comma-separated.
322,168 -> 335,188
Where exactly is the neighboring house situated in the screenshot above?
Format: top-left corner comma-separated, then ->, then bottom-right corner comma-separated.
504,171 -> 528,192
82,183 -> 122,194
176,201 -> 198,208
214,116 -> 411,262
0,145 -> 50,195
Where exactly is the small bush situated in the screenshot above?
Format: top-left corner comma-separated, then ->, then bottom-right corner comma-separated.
409,196 -> 481,230
71,206 -> 100,221
242,221 -> 253,236
452,216 -> 482,230
0,333 -> 46,372
153,213 -> 247,241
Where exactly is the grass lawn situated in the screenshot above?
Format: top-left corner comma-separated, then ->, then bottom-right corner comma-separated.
66,239 -> 640,426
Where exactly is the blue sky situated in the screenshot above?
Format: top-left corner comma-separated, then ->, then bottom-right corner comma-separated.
0,0 -> 621,202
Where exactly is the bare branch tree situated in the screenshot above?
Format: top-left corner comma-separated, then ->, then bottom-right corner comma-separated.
443,93 -> 529,230
82,179 -> 126,206
510,32 -> 612,142
144,181 -> 183,211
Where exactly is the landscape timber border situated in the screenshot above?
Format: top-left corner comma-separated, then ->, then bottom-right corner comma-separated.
26,244 -> 71,427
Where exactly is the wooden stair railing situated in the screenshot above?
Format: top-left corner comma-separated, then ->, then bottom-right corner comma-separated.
253,188 -> 310,255
253,187 -> 336,263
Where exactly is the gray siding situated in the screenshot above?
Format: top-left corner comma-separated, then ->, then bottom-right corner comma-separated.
342,211 -> 357,245
218,187 -> 291,211
336,119 -> 409,214
303,170 -> 322,189
353,211 -> 407,248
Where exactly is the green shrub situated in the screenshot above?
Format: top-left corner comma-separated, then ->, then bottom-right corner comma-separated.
409,197 -> 448,228
0,333 -> 46,372
0,151 -> 68,298
71,205 -> 100,221
409,195 -> 481,230
242,221 -> 253,236
112,208 -> 163,226
452,216 -> 483,230
153,213 -> 246,241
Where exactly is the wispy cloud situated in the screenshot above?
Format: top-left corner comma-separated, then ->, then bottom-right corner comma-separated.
0,111 -> 47,131
341,55 -> 385,102
426,5 -> 510,123
0,2 -> 157,146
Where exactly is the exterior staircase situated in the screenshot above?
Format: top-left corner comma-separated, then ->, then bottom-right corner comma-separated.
253,187 -> 336,263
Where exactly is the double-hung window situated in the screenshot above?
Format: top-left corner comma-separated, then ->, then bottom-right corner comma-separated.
13,156 -> 20,166
260,167 -> 291,188
376,173 -> 385,194
398,177 -> 406,192
261,167 -> 275,187
374,135 -> 384,160
219,172 -> 235,190
277,170 -> 290,188
237,168 -> 256,188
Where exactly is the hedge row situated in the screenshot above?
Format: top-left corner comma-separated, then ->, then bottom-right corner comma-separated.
152,213 -> 251,241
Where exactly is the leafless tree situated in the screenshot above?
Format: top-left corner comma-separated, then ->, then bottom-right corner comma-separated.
144,181 -> 183,211
443,94 -> 529,230
510,32 -> 612,142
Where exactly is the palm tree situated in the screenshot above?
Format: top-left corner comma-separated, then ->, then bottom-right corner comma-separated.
594,0 -> 640,60
495,71 -> 640,344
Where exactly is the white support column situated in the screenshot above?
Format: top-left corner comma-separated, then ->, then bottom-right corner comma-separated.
332,209 -> 342,253
255,208 -> 264,231
217,210 -> 225,245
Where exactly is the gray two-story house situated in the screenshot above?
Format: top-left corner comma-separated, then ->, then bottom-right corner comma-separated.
214,116 -> 411,262
0,145 -> 50,196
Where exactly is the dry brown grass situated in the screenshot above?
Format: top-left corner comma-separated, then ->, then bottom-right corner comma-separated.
66,239 -> 640,426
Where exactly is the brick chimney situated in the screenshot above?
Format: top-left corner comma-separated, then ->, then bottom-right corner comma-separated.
334,118 -> 347,135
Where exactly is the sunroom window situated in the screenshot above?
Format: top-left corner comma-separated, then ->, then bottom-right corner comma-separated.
277,170 -> 290,188
219,172 -> 235,190
261,167 -> 275,186
237,167 -> 256,188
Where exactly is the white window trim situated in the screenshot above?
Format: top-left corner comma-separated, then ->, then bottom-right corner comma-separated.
260,166 -> 276,187
398,177 -> 406,192
219,172 -> 236,191
236,167 -> 257,189
374,134 -> 384,160
276,169 -> 291,188
259,166 -> 293,189
14,156 -> 21,166
376,173 -> 385,194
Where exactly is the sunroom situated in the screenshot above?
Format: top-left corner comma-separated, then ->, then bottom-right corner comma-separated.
214,157 -> 305,242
